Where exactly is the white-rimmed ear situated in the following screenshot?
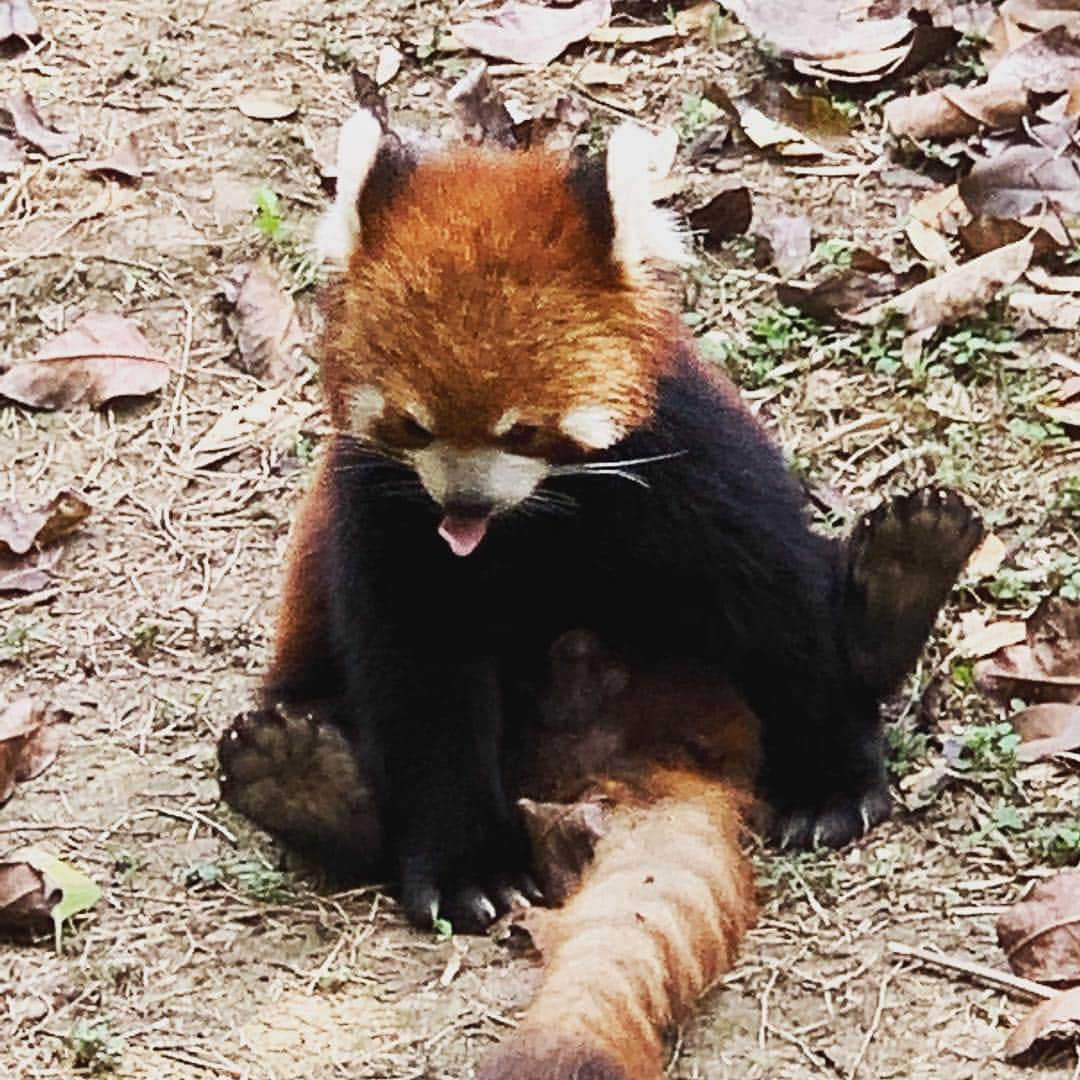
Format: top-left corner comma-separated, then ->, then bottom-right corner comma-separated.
560,405 -> 625,450
316,109 -> 385,270
605,122 -> 689,273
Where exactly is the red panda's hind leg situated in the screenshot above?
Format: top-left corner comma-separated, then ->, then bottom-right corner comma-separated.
846,486 -> 984,697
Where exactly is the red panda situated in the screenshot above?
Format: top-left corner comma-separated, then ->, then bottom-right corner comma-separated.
220,484 -> 980,1079
219,105 -> 984,945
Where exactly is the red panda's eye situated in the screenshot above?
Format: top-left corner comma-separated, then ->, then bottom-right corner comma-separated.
501,422 -> 542,453
388,413 -> 434,450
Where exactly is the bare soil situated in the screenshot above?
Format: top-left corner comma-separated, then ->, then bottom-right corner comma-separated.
1,2 -> 1078,1078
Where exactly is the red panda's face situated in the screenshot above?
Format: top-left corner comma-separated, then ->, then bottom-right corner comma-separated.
318,112 -> 686,556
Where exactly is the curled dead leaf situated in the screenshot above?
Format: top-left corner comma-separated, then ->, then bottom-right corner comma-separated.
448,63 -> 519,149
955,613 -> 1028,658
0,0 -> 40,40
997,871 -> 1080,983
753,214 -> 813,278
0,313 -> 169,409
519,794 -> 615,906
964,532 -> 1007,579
0,699 -> 68,804
454,0 -> 612,66
82,132 -> 143,182
959,143 -> 1080,220
0,489 -> 90,557
1005,985 -> 1080,1058
850,238 -> 1033,332
0,849 -> 101,948
6,90 -> 78,157
1011,702 -> 1080,761
374,44 -> 402,87
0,862 -> 56,937
885,81 -> 1029,139
221,256 -> 304,383
1009,291 -> 1080,331
688,187 -> 752,250
975,597 -> 1080,705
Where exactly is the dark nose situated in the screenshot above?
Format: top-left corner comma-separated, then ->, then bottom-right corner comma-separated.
443,493 -> 495,520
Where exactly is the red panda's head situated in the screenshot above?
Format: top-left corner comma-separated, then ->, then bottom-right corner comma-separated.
317,109 -> 688,556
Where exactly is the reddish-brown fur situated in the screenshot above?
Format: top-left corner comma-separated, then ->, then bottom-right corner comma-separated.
264,456 -> 334,697
482,667 -> 760,1080
321,150 -> 678,443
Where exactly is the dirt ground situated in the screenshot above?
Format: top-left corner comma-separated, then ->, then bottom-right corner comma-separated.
1,1 -> 1078,1077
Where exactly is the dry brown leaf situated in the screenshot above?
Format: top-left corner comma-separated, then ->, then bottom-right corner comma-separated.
0,0 -> 39,39
448,63 -> 519,148
884,81 -> 1029,139
577,59 -> 627,86
0,313 -> 169,409
82,132 -> 143,181
955,613 -> 1028,657
454,0 -> 611,66
723,0 -> 914,60
975,597 -> 1080,705
753,214 -> 813,277
1006,986 -> 1080,1058
997,872 -> 1080,983
0,134 -> 24,174
777,254 -> 923,321
519,794 -> 614,906
905,218 -> 956,268
1011,702 -> 1080,761
1028,267 -> 1080,292
1042,402 -> 1080,425
1008,291 -> 1080,330
222,256 -> 304,384
589,22 -> 675,45
688,187 -> 752,250
911,184 -> 969,232
0,861 -> 55,937
374,44 -> 402,86
959,214 -> 1067,257
959,143 -> 1080,219
0,489 -> 90,556
6,90 -> 77,158
236,90 -> 298,121
991,25 -> 1080,92
850,238 -> 1033,332
0,700 -> 67,803
0,561 -> 52,594
189,387 -> 314,470
965,532 -> 1007,578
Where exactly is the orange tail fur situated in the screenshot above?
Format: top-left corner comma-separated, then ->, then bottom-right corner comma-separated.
479,768 -> 755,1080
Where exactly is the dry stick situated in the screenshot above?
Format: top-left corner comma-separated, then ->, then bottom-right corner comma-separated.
886,941 -> 1055,1002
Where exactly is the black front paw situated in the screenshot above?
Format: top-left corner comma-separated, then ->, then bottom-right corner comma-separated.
761,776 -> 891,849
397,818 -> 543,933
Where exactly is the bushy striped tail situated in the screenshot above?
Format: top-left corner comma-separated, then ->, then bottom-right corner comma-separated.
479,768 -> 755,1080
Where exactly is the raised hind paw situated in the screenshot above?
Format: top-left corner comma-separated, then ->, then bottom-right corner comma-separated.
846,486 -> 984,696
217,705 -> 382,875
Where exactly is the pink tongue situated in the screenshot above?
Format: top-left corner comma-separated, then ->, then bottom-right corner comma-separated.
438,515 -> 489,557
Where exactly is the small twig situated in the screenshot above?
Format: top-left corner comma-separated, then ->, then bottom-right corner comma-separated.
887,941 -> 1055,1002
848,963 -> 897,1079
